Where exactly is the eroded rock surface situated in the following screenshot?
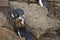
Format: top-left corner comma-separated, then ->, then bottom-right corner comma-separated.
0,27 -> 20,40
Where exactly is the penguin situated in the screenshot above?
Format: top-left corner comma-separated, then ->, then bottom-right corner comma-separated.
11,8 -> 25,37
39,0 -> 49,10
18,27 -> 35,40
11,8 -> 25,25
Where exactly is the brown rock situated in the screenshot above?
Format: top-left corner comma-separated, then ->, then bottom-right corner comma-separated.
0,27 -> 21,40
0,0 -> 9,7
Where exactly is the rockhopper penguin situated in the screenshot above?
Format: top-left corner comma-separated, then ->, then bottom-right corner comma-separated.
11,8 -> 25,37
39,0 -> 49,10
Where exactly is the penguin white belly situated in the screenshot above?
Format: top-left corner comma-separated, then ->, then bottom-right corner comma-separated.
39,0 -> 44,7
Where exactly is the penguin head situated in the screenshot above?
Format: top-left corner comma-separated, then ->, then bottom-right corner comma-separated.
11,9 -> 25,25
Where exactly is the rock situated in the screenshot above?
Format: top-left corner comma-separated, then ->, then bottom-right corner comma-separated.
0,0 -> 9,7
0,11 -> 7,27
47,0 -> 60,21
15,0 -> 36,3
0,7 -> 16,32
10,1 -> 55,39
40,26 -> 60,40
0,27 -> 21,40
